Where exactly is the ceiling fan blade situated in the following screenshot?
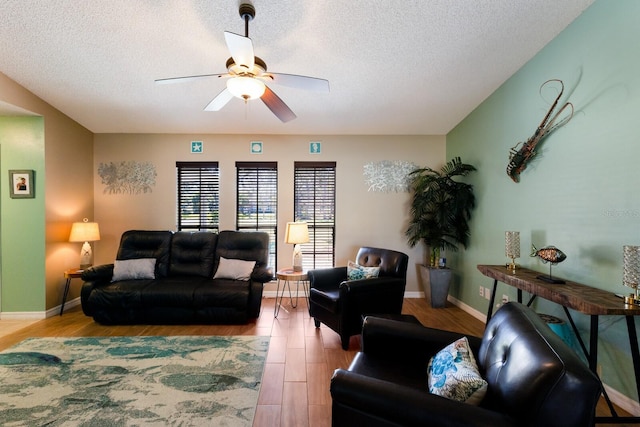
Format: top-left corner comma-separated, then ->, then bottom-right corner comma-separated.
224,31 -> 254,71
261,86 -> 296,123
267,73 -> 330,92
155,73 -> 228,84
204,88 -> 234,111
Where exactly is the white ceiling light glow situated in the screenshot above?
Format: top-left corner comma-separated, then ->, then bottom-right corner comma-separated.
227,77 -> 266,100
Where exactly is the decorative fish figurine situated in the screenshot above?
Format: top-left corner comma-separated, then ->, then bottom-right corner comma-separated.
531,245 -> 567,264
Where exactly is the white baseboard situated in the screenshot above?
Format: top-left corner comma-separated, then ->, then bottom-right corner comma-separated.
262,291 -> 280,298
603,383 -> 640,416
264,291 -> 428,299
48,297 -> 82,318
403,291 -> 423,298
0,297 -> 82,320
446,295 -> 488,323
0,311 -> 46,320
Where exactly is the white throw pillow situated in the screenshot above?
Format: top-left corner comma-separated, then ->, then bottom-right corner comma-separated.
111,258 -> 156,281
213,257 -> 256,281
427,337 -> 488,405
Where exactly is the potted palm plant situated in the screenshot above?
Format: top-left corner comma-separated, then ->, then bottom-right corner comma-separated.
406,157 -> 477,307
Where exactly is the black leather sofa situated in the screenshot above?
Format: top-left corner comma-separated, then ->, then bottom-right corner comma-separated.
81,230 -> 272,324
331,302 -> 602,427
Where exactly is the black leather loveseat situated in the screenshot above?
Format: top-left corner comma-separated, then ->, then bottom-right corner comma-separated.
81,230 -> 272,324
331,302 -> 602,427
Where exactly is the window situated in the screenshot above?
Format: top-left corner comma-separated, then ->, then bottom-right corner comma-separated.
236,162 -> 278,269
294,161 -> 336,269
176,162 -> 219,232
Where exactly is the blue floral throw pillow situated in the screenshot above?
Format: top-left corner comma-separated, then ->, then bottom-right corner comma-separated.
427,337 -> 488,405
347,260 -> 380,281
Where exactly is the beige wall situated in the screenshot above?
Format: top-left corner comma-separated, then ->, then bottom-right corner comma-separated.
93,133 -> 445,293
0,71 -> 93,313
0,67 -> 444,312
44,114 -> 94,309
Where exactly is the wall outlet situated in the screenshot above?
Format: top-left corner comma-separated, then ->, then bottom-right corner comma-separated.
479,286 -> 484,297
484,287 -> 491,300
502,294 -> 509,304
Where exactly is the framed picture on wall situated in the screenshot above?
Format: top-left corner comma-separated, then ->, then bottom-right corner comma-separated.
9,170 -> 35,199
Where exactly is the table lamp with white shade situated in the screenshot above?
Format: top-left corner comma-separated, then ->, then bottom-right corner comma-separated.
285,221 -> 309,272
69,218 -> 101,269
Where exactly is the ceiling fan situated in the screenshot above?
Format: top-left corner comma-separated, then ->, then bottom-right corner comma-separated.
155,3 -> 330,123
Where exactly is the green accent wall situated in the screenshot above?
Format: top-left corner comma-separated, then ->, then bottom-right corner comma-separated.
0,116 -> 46,312
447,0 -> 640,401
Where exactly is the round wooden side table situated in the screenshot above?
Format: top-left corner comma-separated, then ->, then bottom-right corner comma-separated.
61,268 -> 83,315
274,268 -> 308,318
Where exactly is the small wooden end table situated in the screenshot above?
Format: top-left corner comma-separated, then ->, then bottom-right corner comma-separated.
274,268 -> 308,318
61,268 -> 83,315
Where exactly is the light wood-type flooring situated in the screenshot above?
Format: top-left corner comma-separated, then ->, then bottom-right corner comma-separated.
0,297 -> 634,426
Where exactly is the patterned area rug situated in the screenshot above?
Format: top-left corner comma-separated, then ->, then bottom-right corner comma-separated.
0,335 -> 269,426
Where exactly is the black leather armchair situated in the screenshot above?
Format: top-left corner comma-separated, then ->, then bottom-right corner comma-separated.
308,247 -> 409,350
330,302 -> 602,427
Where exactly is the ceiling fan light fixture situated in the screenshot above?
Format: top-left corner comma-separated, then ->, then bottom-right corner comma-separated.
227,76 -> 265,100
157,2 -> 327,122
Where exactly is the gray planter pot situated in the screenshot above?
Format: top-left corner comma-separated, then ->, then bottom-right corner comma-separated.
418,265 -> 452,308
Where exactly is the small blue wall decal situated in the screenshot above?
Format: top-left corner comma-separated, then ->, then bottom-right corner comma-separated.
251,141 -> 263,154
191,141 -> 203,153
310,141 -> 321,154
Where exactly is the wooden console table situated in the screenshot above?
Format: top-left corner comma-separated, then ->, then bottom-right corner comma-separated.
478,264 -> 640,424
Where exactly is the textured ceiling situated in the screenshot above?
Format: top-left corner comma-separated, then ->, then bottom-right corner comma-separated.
0,0 -> 594,135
